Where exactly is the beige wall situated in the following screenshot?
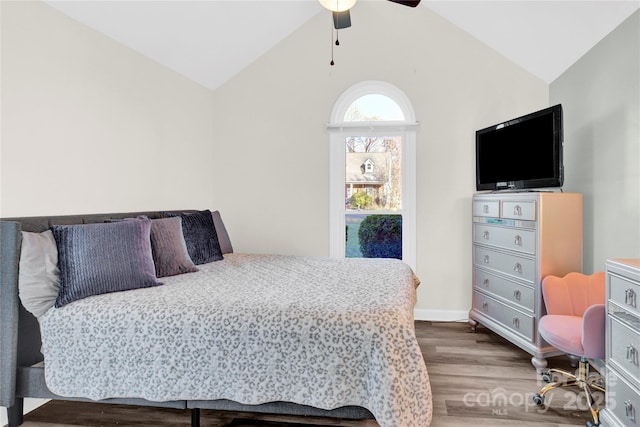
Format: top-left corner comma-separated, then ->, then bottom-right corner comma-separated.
209,1 -> 548,316
0,1 -> 216,217
1,1 -> 550,318
551,10 -> 640,272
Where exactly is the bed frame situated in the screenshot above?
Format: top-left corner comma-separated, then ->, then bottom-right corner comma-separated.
0,211 -> 374,427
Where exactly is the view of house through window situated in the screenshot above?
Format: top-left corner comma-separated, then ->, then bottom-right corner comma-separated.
343,95 -> 404,260
329,81 -> 416,268
345,135 -> 403,259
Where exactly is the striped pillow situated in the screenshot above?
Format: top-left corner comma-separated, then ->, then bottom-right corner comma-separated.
52,218 -> 162,308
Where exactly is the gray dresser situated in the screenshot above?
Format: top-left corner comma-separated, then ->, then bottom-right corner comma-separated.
601,259 -> 640,427
469,191 -> 583,371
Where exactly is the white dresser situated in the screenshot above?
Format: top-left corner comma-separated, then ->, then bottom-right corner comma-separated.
600,259 -> 640,427
468,191 -> 583,371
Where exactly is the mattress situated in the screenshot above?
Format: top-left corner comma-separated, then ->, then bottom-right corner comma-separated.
40,253 -> 432,427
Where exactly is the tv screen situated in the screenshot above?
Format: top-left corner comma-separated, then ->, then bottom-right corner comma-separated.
475,104 -> 563,191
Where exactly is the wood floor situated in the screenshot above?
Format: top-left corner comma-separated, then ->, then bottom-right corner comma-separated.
13,321 -> 600,427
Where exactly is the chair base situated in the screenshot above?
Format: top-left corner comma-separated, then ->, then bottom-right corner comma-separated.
532,357 -> 605,426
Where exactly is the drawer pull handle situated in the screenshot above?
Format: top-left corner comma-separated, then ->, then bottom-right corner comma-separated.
483,205 -> 489,214
627,345 -> 638,366
514,235 -> 522,246
482,302 -> 488,311
625,400 -> 635,422
513,289 -> 521,300
483,231 -> 490,240
484,255 -> 490,264
513,263 -> 523,274
512,317 -> 520,328
513,205 -> 522,216
625,288 -> 637,307
483,279 -> 489,288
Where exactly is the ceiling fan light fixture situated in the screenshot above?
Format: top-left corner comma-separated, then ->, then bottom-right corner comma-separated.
319,0 -> 357,13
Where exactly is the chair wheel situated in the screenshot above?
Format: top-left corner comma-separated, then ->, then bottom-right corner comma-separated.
541,372 -> 553,383
533,393 -> 544,406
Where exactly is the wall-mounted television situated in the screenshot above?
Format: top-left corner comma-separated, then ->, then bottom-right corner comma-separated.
475,104 -> 564,191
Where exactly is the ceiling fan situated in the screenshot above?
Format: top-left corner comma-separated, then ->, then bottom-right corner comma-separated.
319,0 -> 421,65
319,0 -> 421,30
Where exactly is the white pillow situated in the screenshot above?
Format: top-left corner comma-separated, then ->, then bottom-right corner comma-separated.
18,230 -> 60,318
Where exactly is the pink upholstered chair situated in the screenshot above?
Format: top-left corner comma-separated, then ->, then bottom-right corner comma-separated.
533,272 -> 606,426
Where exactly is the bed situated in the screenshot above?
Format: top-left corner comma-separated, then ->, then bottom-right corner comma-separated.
0,210 -> 432,427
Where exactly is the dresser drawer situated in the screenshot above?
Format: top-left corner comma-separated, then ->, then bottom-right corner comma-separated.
610,273 -> 640,318
472,291 -> 534,340
502,200 -> 536,221
473,200 -> 500,218
474,268 -> 534,312
606,370 -> 640,426
609,315 -> 640,381
473,223 -> 536,255
473,246 -> 536,284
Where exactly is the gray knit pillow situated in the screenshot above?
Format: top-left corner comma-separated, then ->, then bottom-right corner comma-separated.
52,218 -> 162,308
150,217 -> 198,277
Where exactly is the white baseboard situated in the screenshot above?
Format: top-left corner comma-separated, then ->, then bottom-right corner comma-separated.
414,308 -> 470,322
0,398 -> 50,426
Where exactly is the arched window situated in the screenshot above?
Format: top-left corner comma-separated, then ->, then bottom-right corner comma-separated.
327,81 -> 418,269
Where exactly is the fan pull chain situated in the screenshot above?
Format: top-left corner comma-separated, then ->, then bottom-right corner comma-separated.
330,22 -> 335,66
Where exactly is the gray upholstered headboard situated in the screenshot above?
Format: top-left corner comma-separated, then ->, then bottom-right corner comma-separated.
0,210 -> 194,408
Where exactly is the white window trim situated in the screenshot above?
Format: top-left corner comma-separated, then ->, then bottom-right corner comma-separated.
327,81 -> 418,270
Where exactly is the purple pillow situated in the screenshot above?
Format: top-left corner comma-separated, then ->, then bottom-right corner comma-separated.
211,210 -> 233,254
51,218 -> 162,307
150,217 -> 199,277
162,210 -> 223,265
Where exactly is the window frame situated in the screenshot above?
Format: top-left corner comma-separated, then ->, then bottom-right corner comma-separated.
327,81 -> 418,270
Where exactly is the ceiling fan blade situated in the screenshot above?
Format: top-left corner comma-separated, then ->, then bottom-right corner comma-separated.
387,0 -> 421,7
333,10 -> 351,29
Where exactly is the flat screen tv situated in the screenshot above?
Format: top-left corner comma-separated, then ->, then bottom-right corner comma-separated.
475,104 -> 564,191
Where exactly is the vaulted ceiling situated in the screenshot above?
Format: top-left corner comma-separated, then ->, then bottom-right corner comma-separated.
45,1 -> 639,91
